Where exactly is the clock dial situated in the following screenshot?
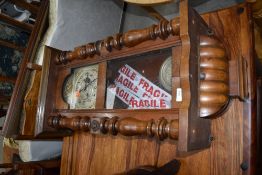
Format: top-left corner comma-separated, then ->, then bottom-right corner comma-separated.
63,64 -> 98,109
159,56 -> 172,92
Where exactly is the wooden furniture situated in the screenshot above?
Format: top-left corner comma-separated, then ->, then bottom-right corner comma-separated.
0,0 -> 49,138
1,141 -> 60,175
1,0 -> 257,174
34,0 -> 234,156
0,156 -> 60,175
57,2 -> 257,175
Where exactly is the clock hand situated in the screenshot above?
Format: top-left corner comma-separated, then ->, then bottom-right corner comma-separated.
89,78 -> 97,84
82,78 -> 97,92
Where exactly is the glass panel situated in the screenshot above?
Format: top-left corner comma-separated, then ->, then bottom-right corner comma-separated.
106,49 -> 172,109
62,64 -> 98,109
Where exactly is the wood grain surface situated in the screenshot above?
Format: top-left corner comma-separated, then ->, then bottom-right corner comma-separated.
60,4 -> 255,175
22,69 -> 42,135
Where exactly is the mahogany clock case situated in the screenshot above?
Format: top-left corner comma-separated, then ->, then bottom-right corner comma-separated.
0,2 -> 257,173
36,4 -> 221,153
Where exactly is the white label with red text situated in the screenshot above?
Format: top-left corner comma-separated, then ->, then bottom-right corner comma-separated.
110,64 -> 171,109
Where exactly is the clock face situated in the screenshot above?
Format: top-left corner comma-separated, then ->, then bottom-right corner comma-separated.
62,64 -> 98,109
159,56 -> 172,92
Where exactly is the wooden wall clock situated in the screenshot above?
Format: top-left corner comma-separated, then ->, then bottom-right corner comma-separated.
31,1 -> 248,154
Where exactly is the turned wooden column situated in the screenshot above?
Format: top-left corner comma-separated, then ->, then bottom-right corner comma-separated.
48,115 -> 179,140
56,19 -> 180,64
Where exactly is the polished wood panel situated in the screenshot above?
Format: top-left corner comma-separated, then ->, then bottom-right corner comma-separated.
22,68 -> 42,135
0,158 -> 60,175
95,62 -> 107,109
240,4 -> 257,175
